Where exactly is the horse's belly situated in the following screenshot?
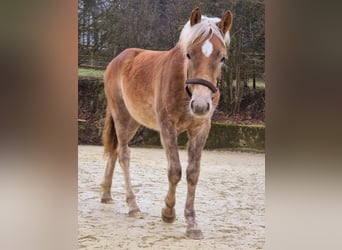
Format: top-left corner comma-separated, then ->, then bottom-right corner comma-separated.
132,110 -> 159,131
124,98 -> 159,131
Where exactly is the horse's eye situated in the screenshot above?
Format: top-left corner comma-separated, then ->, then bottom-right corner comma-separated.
220,57 -> 226,63
186,53 -> 191,60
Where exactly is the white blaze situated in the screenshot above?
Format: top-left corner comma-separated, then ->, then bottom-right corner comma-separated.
201,39 -> 213,57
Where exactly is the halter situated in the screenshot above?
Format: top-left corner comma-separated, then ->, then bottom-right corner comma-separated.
185,78 -> 218,98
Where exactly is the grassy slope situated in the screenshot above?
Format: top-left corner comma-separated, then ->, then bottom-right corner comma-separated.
78,67 -> 105,79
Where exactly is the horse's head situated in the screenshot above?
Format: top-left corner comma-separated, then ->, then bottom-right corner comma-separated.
179,8 -> 233,118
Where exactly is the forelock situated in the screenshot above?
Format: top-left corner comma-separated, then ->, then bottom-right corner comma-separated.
178,15 -> 230,54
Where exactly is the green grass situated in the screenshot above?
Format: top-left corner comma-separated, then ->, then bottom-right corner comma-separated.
232,80 -> 265,89
78,67 -> 105,79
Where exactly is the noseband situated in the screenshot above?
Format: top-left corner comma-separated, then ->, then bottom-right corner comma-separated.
185,78 -> 218,98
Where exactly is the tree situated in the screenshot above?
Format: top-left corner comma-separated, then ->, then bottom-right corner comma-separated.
219,0 -> 265,116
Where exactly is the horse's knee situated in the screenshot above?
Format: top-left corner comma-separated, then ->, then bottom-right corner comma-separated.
186,167 -> 200,185
117,145 -> 130,166
168,166 -> 182,184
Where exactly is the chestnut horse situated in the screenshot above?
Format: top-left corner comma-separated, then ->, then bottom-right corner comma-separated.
101,8 -> 232,239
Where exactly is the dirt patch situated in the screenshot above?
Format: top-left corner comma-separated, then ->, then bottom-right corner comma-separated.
78,146 -> 265,249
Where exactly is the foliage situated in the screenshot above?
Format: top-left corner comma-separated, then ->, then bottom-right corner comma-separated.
220,0 -> 265,115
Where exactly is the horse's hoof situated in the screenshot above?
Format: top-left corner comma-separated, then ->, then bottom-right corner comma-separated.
128,208 -> 143,219
101,197 -> 114,204
186,229 -> 203,240
161,207 -> 176,223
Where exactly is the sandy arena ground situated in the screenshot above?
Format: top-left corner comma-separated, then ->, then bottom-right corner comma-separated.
78,145 -> 265,249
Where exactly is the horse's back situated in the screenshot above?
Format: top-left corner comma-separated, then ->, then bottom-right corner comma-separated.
104,48 -> 165,88
104,48 -> 144,85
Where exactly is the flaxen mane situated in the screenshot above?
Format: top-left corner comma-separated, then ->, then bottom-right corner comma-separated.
178,16 -> 230,54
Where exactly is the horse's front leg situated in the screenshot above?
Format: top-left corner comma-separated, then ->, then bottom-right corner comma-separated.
159,122 -> 182,223
185,123 -> 210,239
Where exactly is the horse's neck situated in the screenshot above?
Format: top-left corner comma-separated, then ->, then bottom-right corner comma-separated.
168,44 -> 183,60
165,45 -> 186,78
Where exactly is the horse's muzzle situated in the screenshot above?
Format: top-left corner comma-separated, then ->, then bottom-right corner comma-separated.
190,99 -> 210,116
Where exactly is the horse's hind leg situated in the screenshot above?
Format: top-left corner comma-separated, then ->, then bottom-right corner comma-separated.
114,115 -> 142,218
101,107 -> 118,204
101,104 -> 141,218
101,153 -> 117,203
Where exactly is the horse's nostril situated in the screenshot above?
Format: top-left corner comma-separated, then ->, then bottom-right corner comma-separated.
191,100 -> 194,110
206,103 -> 210,112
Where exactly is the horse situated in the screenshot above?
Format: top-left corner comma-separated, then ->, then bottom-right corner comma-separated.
100,7 -> 232,239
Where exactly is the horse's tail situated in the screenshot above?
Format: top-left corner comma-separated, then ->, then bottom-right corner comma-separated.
102,106 -> 117,156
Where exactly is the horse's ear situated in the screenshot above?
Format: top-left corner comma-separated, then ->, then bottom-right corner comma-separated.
218,10 -> 233,35
190,7 -> 201,26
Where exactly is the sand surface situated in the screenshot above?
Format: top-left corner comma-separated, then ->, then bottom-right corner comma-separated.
78,145 -> 265,249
